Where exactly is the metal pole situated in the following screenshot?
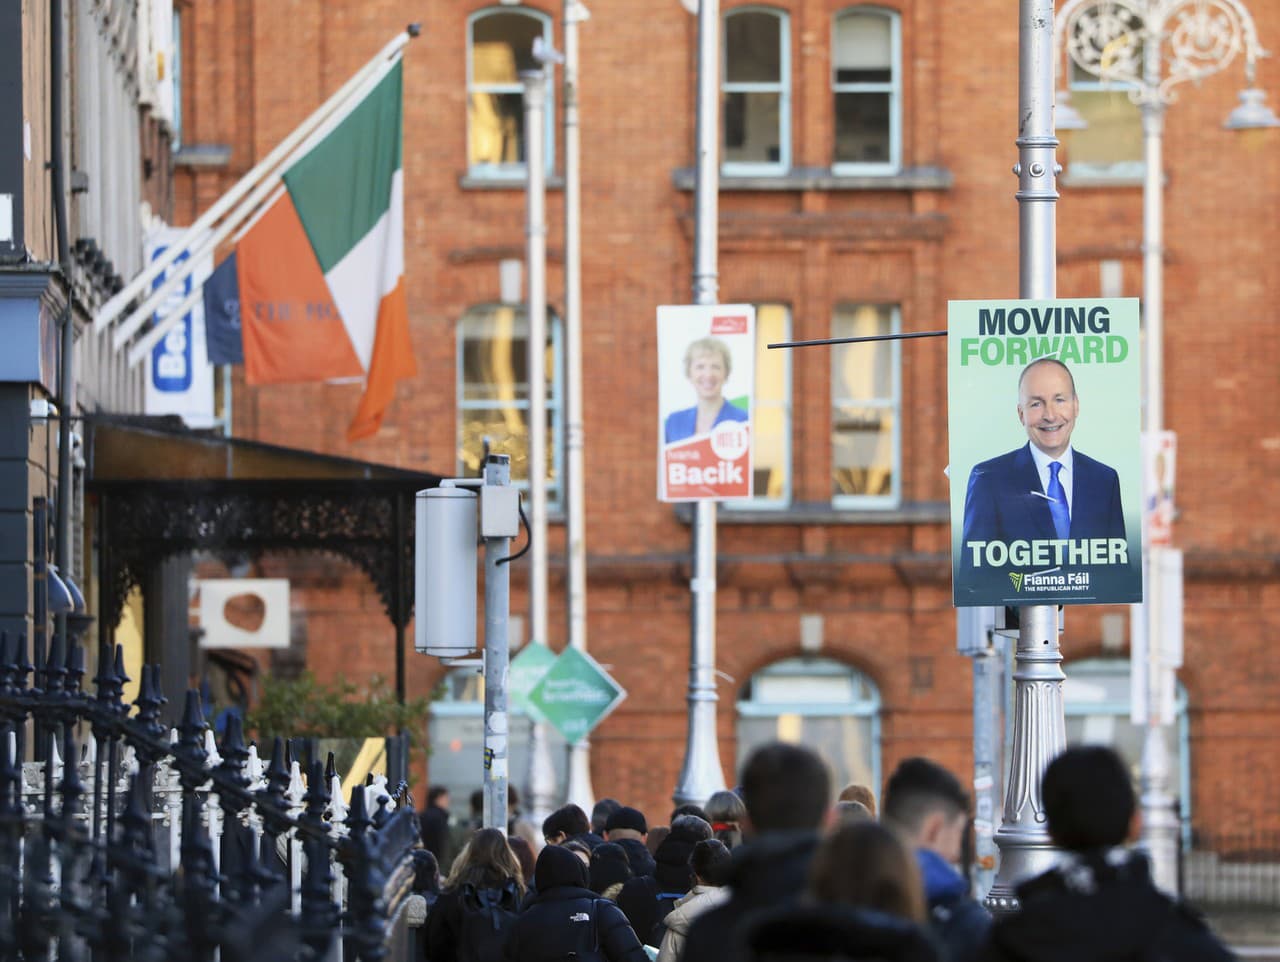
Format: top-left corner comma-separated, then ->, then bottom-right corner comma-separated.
522,68 -> 549,664
563,0 -> 595,811
961,607 -> 1003,900
483,455 -> 512,831
984,0 -> 1065,914
1136,25 -> 1179,895
673,0 -> 727,807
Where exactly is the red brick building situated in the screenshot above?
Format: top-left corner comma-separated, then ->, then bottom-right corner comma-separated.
175,0 -> 1280,840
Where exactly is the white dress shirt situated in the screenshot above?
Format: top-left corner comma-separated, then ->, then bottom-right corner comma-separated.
1028,444 -> 1074,515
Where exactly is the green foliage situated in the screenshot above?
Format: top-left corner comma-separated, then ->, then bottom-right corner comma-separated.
246,672 -> 434,748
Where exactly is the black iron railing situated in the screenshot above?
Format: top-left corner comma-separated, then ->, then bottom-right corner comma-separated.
0,631 -> 421,961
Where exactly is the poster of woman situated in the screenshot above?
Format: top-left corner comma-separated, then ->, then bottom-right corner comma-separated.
657,305 -> 755,502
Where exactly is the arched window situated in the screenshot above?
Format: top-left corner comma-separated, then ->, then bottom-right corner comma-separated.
1063,657 -> 1191,844
831,6 -> 901,174
723,7 -> 790,174
456,303 -> 564,507
429,665 -> 568,808
737,656 -> 882,796
467,7 -> 555,178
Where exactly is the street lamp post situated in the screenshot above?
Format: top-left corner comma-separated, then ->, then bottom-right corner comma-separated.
1054,0 -> 1278,893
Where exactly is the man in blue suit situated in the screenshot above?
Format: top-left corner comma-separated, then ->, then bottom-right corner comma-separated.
958,358 -> 1128,602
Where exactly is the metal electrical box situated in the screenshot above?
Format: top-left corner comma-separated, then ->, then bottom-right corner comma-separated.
415,487 -> 478,658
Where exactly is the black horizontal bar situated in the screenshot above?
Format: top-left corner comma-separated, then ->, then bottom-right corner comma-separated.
767,329 -> 947,350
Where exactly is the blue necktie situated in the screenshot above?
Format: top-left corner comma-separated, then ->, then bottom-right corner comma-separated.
1047,461 -> 1070,540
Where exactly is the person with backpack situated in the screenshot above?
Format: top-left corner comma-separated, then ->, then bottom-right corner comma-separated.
425,827 -> 525,962
504,843 -> 649,962
617,814 -> 713,950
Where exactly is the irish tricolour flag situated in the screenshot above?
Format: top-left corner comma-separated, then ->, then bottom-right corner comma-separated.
277,57 -> 415,440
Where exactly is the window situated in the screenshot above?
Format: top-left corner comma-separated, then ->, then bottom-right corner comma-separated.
832,7 -> 900,173
723,8 -> 790,173
1063,57 -> 1143,179
738,657 -> 881,796
1063,658 -> 1190,844
457,304 -> 563,506
467,8 -> 554,178
831,304 -> 899,507
727,303 -> 791,508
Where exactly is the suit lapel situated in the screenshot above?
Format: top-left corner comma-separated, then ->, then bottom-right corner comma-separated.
1011,444 -> 1057,541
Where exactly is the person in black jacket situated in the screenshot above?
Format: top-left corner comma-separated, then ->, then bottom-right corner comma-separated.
882,758 -> 990,962
617,814 -> 712,947
419,786 -> 455,870
604,806 -> 658,879
982,746 -> 1232,962
425,827 -> 525,962
680,743 -> 832,962
505,843 -> 649,962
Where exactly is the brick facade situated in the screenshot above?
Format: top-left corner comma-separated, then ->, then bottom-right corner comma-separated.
177,0 -> 1280,833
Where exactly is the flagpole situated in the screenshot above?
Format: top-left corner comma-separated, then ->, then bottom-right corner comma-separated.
112,53 -> 406,354
94,25 -> 418,334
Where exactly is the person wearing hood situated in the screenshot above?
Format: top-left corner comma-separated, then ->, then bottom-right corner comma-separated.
590,842 -> 635,901
604,806 -> 658,879
656,838 -> 732,962
883,758 -> 990,962
617,813 -> 712,948
680,743 -> 831,962
504,844 -> 649,962
742,820 -> 941,962
982,746 -> 1232,962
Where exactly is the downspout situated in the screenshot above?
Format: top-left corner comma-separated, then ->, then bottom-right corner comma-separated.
50,0 -> 75,651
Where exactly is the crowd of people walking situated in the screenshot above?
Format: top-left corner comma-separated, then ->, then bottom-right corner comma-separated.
415,744 -> 1233,962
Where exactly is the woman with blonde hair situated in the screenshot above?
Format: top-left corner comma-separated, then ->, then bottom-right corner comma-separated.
703,789 -> 747,849
744,821 -> 939,962
425,827 -> 525,961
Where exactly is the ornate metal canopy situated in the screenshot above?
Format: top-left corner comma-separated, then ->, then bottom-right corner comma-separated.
85,417 -> 442,637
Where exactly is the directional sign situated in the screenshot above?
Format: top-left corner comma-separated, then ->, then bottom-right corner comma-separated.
509,641 -> 558,722
525,647 -> 626,745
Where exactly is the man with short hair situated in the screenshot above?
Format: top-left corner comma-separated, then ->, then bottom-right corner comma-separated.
680,743 -> 832,962
605,806 -> 657,878
542,803 -> 602,850
883,757 -> 990,962
418,785 -> 454,869
983,746 -> 1232,962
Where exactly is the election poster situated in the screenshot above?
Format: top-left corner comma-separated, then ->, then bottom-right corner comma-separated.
948,298 -> 1143,606
657,304 -> 755,502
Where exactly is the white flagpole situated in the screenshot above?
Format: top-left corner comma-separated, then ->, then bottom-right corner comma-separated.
112,52 -> 405,353
94,25 -> 417,334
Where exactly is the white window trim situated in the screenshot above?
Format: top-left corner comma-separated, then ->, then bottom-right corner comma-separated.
726,302 -> 792,511
722,7 -> 791,177
831,304 -> 901,510
466,6 -> 556,180
455,304 -> 565,507
831,6 -> 901,177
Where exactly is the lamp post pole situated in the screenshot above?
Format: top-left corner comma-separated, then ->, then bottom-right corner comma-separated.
983,0 -> 1066,915
563,0 -> 596,812
1055,0 -> 1278,894
673,0 -> 728,808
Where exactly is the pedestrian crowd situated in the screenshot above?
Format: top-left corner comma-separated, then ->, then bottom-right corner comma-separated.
415,743 -> 1233,962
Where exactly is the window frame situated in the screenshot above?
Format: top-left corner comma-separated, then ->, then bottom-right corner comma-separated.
737,656 -> 882,797
1063,57 -> 1145,181
455,303 -> 565,509
721,6 -> 792,177
830,5 -> 902,176
725,301 -> 792,511
465,6 -> 556,181
830,303 -> 901,510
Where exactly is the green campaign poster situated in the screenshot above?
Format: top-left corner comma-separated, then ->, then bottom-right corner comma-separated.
526,647 -> 626,746
948,298 -> 1144,607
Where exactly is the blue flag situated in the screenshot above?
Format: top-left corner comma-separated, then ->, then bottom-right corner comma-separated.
203,252 -> 243,366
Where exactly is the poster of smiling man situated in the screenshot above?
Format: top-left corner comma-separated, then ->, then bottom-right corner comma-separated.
657,304 -> 755,502
948,298 -> 1143,607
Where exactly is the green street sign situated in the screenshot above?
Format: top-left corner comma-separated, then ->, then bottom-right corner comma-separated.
509,641 -> 558,722
526,647 -> 626,745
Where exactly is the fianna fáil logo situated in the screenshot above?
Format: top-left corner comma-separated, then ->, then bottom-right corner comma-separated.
1009,572 -> 1024,592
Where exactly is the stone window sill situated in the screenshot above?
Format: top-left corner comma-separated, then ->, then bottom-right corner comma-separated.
672,166 -> 953,192
674,501 -> 949,525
